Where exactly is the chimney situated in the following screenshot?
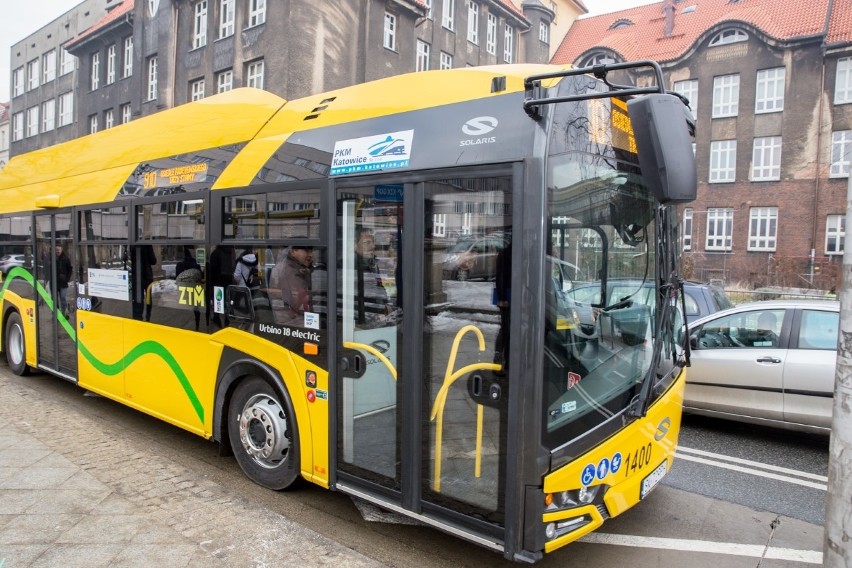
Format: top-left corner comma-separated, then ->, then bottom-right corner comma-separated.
663,0 -> 676,37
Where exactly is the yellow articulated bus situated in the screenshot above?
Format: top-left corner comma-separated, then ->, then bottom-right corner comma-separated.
0,61 -> 696,561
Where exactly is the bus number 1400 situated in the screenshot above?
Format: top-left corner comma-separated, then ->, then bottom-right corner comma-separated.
625,442 -> 652,477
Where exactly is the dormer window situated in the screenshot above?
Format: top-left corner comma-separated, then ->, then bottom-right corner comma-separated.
709,29 -> 747,46
610,19 -> 634,29
578,52 -> 618,67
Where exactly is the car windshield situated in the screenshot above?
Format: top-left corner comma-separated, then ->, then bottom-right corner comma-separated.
542,91 -> 679,456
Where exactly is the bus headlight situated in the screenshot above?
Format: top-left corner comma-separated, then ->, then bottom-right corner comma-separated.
546,485 -> 603,511
545,523 -> 557,539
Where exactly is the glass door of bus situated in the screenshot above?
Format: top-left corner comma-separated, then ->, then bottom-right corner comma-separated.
34,212 -> 78,379
336,171 -> 512,533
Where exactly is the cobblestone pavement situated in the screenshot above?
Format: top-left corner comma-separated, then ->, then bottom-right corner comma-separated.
0,374 -> 386,568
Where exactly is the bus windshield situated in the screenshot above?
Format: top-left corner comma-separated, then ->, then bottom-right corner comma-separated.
543,96 -> 664,452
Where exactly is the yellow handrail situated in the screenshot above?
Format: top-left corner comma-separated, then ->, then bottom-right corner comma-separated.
429,325 -> 502,492
342,340 -> 398,380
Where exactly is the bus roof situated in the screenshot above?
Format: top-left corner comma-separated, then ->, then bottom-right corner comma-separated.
0,64 -> 567,214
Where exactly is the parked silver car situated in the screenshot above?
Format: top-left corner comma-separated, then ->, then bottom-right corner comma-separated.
0,254 -> 26,275
685,299 -> 839,434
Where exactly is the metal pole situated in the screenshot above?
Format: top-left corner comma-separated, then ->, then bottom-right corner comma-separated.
824,172 -> 852,566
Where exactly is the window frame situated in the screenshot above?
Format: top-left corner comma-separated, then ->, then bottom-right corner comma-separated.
27,58 -> 40,91
486,13 -> 497,55
826,214 -> 845,255
58,92 -> 74,127
248,0 -> 266,27
467,1 -> 479,44
219,0 -> 235,38
503,24 -> 514,63
835,57 -> 852,105
416,40 -> 430,72
712,74 -> 740,118
682,208 -> 693,251
830,130 -> 852,178
440,51 -> 453,70
42,49 -> 57,83
673,78 -> 698,119
217,69 -> 234,92
25,106 -> 39,138
11,113 -> 24,142
755,67 -> 785,113
193,0 -> 208,49
246,59 -> 264,89
123,37 -> 134,78
709,140 -> 737,183
41,99 -> 56,132
147,56 -> 158,101
443,0 -> 455,31
383,12 -> 397,50
747,207 -> 778,252
705,208 -> 734,251
751,136 -> 782,181
12,67 -> 24,97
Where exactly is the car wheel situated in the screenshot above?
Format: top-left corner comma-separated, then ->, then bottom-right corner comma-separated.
5,312 -> 31,376
228,375 -> 299,490
455,268 -> 469,281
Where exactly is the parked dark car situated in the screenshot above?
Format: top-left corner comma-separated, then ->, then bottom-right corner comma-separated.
685,299 -> 838,434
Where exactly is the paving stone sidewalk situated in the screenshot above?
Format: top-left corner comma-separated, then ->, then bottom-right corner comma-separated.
0,377 -> 385,568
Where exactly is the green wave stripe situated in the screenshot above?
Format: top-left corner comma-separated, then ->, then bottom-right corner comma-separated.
0,267 -> 204,423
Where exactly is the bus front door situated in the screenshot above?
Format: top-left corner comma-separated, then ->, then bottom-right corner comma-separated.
336,172 -> 512,538
34,212 -> 78,379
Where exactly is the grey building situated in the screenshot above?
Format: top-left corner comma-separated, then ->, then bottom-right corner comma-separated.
8,0 -> 112,154
552,0 -> 852,291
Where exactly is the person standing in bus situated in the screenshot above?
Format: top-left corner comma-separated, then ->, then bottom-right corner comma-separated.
55,245 -> 72,318
354,227 -> 393,325
233,248 -> 261,290
278,245 -> 313,323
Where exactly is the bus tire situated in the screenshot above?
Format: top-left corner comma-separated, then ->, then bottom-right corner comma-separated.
5,312 -> 31,376
228,375 -> 299,490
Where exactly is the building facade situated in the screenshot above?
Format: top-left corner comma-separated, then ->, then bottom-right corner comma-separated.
8,0 -> 111,154
552,0 -> 852,291
0,102 -> 9,170
9,0 -> 585,159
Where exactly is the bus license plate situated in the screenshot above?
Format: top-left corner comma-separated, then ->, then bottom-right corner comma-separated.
640,460 -> 667,499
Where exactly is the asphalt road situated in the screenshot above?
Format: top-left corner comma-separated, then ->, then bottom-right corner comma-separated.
0,363 -> 826,567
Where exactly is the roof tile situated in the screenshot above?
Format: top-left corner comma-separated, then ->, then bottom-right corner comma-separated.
66,0 -> 134,50
552,0 -> 837,65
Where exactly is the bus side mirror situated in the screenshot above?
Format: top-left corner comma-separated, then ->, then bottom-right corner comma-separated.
627,94 -> 697,204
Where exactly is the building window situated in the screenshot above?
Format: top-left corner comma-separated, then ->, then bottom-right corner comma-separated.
193,1 -> 208,49
123,37 -> 133,78
440,51 -> 453,70
433,214 -> 446,237
756,67 -> 785,114
751,136 -> 781,181
708,28 -> 747,46
42,49 -> 56,83
705,208 -> 734,251
58,92 -> 74,126
468,1 -> 479,44
443,0 -> 455,30
27,59 -> 39,91
12,113 -> 23,141
106,45 -> 116,84
682,208 -> 693,251
830,130 -> 852,178
486,13 -> 497,55
42,99 -> 55,132
748,207 -> 777,251
148,0 -> 160,17
219,0 -> 235,38
539,21 -> 549,44
416,40 -> 430,72
709,140 -> 737,183
217,69 -> 233,92
89,114 -> 98,134
12,113 -> 24,142
835,57 -> 852,105
826,215 -> 846,255
26,107 -> 39,137
12,67 -> 24,97
146,56 -> 158,101
503,24 -> 514,63
246,59 -> 264,89
91,52 -> 100,90
673,78 -> 698,119
60,49 -> 75,75
104,109 -> 114,129
121,103 -> 132,124
383,12 -> 396,50
248,0 -> 266,27
424,0 -> 432,19
712,74 -> 739,118
190,78 -> 205,100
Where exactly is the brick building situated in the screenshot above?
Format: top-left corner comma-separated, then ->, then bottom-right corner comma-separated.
552,0 -> 852,291
9,0 -> 587,156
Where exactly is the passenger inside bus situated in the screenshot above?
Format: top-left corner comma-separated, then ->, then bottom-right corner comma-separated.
273,245 -> 314,324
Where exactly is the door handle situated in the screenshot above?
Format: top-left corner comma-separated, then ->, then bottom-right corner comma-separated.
756,356 -> 781,364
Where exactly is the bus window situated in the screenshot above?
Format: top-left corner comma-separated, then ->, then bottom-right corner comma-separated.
422,175 -> 512,521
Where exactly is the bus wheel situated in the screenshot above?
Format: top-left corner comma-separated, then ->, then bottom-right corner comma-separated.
5,312 -> 31,376
228,376 -> 299,490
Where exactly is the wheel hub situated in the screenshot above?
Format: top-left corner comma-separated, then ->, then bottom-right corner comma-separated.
238,394 -> 289,469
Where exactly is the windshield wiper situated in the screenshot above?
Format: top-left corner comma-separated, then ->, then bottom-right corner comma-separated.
602,296 -> 634,312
